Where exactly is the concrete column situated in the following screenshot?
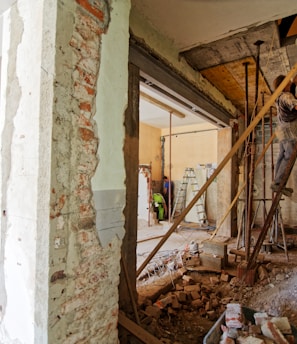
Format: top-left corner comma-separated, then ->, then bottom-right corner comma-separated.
0,1 -> 55,342
217,127 -> 232,237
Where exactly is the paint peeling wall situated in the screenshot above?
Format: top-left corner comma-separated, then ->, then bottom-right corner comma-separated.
92,0 -> 129,247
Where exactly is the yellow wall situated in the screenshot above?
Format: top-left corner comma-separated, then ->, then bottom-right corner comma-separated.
139,122 -> 218,179
139,122 -> 162,180
139,122 -> 219,222
161,123 -> 218,179
139,122 -> 218,181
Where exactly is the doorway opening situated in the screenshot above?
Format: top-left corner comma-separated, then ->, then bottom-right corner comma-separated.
136,71 -> 228,289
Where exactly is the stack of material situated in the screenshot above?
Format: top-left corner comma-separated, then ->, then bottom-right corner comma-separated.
218,304 -> 295,344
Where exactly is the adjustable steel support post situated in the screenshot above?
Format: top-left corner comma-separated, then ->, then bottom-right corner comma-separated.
247,143 -> 297,270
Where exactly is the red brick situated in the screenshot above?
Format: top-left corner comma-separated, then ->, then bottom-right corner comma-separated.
76,0 -> 104,21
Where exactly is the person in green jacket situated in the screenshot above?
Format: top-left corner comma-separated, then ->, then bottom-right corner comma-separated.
152,193 -> 167,222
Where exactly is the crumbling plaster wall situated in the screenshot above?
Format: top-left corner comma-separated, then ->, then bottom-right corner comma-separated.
49,0 -> 130,343
0,0 -> 130,343
92,0 -> 128,247
217,127 -> 233,236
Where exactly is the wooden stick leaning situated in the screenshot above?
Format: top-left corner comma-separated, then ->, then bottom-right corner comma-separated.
208,132 -> 276,241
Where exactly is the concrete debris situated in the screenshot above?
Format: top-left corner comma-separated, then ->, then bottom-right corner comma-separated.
225,303 -> 243,328
261,320 -> 290,343
253,312 -> 268,326
217,304 -> 293,344
257,265 -> 269,281
271,317 -> 292,334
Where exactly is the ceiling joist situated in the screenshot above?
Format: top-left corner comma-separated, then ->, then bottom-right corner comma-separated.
140,91 -> 186,118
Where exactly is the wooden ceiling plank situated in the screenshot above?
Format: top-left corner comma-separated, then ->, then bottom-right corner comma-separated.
202,56 -> 272,114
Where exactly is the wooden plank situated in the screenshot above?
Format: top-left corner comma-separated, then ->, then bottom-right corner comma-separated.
137,235 -> 164,244
120,62 -> 140,312
140,91 -> 185,118
229,248 -> 265,262
121,257 -> 140,325
201,56 -> 272,116
118,311 -> 163,344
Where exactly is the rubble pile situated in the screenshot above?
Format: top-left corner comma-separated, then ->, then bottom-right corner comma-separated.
137,261 -> 297,343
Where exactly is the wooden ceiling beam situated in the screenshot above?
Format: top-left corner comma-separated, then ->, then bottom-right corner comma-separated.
140,91 -> 186,118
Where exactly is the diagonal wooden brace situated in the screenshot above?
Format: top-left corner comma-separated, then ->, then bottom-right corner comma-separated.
247,142 -> 297,270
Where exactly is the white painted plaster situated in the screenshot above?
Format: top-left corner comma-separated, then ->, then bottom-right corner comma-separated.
138,171 -> 150,222
217,127 -> 232,236
0,1 -> 16,60
0,0 -> 54,342
92,1 -> 130,246
93,0 -> 130,191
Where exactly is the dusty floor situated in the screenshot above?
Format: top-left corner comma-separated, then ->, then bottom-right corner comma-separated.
135,219 -> 297,343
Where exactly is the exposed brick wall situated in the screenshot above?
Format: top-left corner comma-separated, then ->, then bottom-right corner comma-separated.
48,1 -> 121,343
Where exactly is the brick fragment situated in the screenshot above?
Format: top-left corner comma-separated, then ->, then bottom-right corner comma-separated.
167,307 -> 177,316
221,272 -> 230,282
253,312 -> 268,326
201,295 -> 209,303
191,299 -> 203,309
76,0 -> 105,22
176,291 -> 187,303
175,284 -> 184,291
211,297 -> 219,308
184,285 -> 200,293
258,265 -> 269,281
271,317 -> 292,334
154,295 -> 172,309
261,320 -> 289,344
237,336 -> 265,344
144,305 -> 161,319
210,276 -> 220,284
182,274 -> 194,284
199,308 -> 207,316
171,295 -> 181,309
207,310 -> 217,321
190,291 -> 200,300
